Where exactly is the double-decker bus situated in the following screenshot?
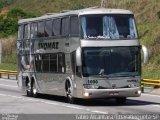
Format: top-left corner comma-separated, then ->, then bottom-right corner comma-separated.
17,7 -> 148,104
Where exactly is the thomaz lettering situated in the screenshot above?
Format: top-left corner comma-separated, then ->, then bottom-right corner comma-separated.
38,42 -> 59,50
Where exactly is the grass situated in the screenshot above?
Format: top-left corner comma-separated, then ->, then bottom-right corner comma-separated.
0,63 -> 17,71
8,0 -> 100,15
138,20 -> 160,79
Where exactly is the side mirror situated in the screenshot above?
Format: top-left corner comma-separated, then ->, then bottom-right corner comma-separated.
76,47 -> 82,66
142,45 -> 149,64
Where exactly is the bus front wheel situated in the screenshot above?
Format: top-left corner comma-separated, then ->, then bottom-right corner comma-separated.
66,81 -> 75,104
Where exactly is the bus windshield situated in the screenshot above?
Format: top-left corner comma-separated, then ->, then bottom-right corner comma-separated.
82,47 -> 141,77
80,14 -> 138,40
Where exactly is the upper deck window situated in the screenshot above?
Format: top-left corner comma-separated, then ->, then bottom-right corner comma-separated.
31,23 -> 37,39
18,25 -> 23,40
61,17 -> 69,36
70,16 -> 79,36
37,21 -> 45,38
81,14 -> 138,40
53,19 -> 61,36
24,24 -> 30,39
45,20 -> 52,37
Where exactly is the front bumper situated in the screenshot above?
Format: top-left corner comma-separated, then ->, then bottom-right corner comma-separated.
82,87 -> 141,99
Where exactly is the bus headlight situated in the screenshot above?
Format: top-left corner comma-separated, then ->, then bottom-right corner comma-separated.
83,92 -> 89,97
83,84 -> 99,89
135,90 -> 141,95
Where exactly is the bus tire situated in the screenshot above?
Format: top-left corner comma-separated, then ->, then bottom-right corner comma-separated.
116,97 -> 127,104
66,80 -> 75,104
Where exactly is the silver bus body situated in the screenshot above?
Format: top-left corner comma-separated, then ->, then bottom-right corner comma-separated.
17,8 -> 147,103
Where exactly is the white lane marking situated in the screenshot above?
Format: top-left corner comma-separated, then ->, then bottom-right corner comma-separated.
0,79 -> 17,82
0,93 -> 108,114
142,93 -> 160,98
0,93 -> 8,96
91,110 -> 108,114
39,101 -> 59,106
0,84 -> 17,88
148,104 -> 160,108
65,105 -> 83,110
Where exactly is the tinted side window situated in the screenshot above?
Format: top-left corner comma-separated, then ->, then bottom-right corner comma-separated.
42,54 -> 49,72
58,53 -> 65,73
35,54 -> 42,72
24,24 -> 30,39
53,19 -> 61,36
61,17 -> 69,36
45,20 -> 52,37
50,54 -> 57,72
37,21 -> 45,38
35,53 -> 65,73
31,23 -> 37,39
18,25 -> 23,40
70,16 -> 79,35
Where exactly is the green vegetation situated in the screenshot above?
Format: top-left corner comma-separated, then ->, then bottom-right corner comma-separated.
157,11 -> 160,19
0,0 -> 160,79
8,0 -> 100,15
7,8 -> 36,18
0,0 -> 13,9
0,63 -> 17,71
0,8 -> 35,37
0,16 -> 17,37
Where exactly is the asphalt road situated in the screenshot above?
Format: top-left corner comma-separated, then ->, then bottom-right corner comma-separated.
0,78 -> 160,120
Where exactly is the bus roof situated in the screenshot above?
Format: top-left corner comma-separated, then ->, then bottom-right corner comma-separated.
18,7 -> 133,24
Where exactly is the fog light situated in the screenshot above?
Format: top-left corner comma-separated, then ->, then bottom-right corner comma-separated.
83,92 -> 89,97
135,90 -> 141,95
137,90 -> 141,95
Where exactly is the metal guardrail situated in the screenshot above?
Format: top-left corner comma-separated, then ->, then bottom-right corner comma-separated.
0,70 -> 160,87
0,70 -> 17,80
141,79 -> 160,93
141,79 -> 160,86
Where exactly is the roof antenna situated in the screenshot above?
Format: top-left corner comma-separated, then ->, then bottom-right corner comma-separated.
100,0 -> 105,8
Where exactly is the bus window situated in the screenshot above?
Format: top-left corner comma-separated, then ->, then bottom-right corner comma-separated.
70,16 -> 79,36
42,54 -> 49,72
37,21 -> 45,38
58,53 -> 65,73
61,17 -> 69,36
24,40 -> 30,52
50,54 -> 58,72
24,24 -> 30,39
45,20 -> 52,37
81,15 -> 138,40
35,54 -> 42,72
18,25 -> 23,40
53,19 -> 61,36
31,23 -> 37,39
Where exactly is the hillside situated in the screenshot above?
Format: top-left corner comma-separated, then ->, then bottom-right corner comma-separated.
0,0 -> 160,79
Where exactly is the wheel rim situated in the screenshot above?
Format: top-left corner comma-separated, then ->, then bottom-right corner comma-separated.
26,82 -> 32,97
66,82 -> 74,103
